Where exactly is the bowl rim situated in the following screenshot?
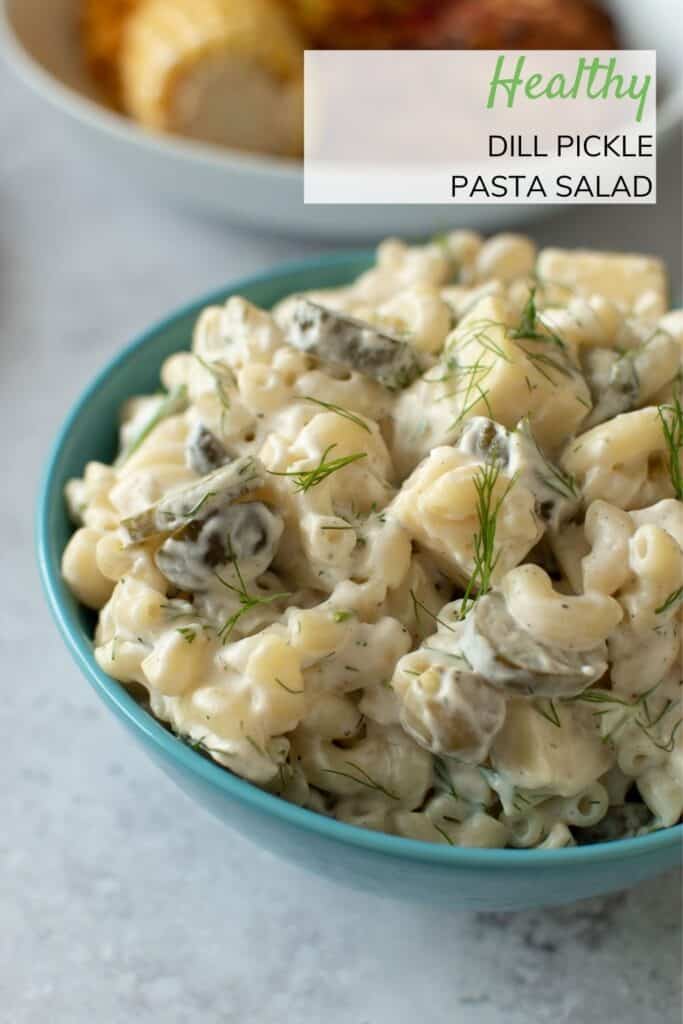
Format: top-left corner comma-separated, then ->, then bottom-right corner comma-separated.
3,0 -> 683,180
37,251 -> 683,868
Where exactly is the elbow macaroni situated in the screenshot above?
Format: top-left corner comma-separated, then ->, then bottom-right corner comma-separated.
62,232 -> 683,847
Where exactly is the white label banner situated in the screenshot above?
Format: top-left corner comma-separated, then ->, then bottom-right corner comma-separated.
304,50 -> 657,205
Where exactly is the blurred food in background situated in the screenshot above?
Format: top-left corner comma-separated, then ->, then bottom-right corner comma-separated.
285,0 -> 617,48
82,0 -> 619,157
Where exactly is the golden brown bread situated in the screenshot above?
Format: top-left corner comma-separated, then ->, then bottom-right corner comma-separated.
119,0 -> 305,156
82,0 -> 141,106
283,0 -> 419,45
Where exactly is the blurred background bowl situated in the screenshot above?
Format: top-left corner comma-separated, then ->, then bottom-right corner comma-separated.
37,253 -> 683,911
2,0 -> 682,239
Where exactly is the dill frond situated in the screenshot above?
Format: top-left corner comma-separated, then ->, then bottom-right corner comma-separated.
302,396 -> 371,434
214,565 -> 290,644
268,444 -> 367,493
274,677 -> 304,695
458,461 -> 516,619
195,355 -> 235,410
658,397 -> 683,499
533,699 -> 562,728
115,385 -> 188,466
410,589 -> 458,633
655,587 -> 683,615
320,761 -> 399,800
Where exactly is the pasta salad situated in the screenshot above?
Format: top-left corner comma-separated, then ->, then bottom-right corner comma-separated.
63,231 -> 683,849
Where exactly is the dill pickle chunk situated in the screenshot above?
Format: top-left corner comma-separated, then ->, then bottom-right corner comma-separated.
155,502 -> 284,591
455,416 -> 510,466
455,416 -> 579,529
580,348 -> 639,427
186,422 -> 230,476
581,329 -> 679,430
509,419 -> 579,529
122,456 -> 264,543
461,591 -> 607,698
396,663 -> 506,762
288,299 -> 421,391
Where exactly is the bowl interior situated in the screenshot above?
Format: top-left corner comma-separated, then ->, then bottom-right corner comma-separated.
38,253 -> 683,878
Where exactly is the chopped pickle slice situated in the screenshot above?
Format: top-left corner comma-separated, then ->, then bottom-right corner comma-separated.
186,422 -> 230,476
288,299 -> 421,391
155,502 -> 284,591
456,416 -> 579,530
461,591 -> 607,698
122,456 -> 264,543
397,664 -> 506,763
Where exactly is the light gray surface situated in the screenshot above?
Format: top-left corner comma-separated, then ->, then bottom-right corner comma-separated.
1,54 -> 682,1024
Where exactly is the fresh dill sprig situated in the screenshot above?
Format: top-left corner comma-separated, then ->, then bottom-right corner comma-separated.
302,396 -> 371,434
655,586 -> 683,615
635,716 -> 682,754
214,560 -> 290,644
437,318 -> 511,431
658,397 -> 683,499
533,699 -> 562,728
333,610 -> 354,623
518,343 -> 574,384
245,735 -> 269,759
434,757 -> 461,800
268,444 -> 367,493
164,490 -> 217,521
410,589 -> 458,633
274,677 -> 304,695
516,418 -> 578,500
535,461 -> 578,501
511,288 -> 567,349
320,761 -> 399,800
176,627 -> 197,644
454,319 -> 512,362
458,461 -> 516,619
277,762 -> 294,790
195,355 -> 235,413
569,681 -> 679,750
180,733 -> 224,758
432,822 -> 455,845
510,288 -> 541,340
422,646 -> 473,670
447,353 -> 494,432
115,385 -> 188,466
509,289 -> 575,382
569,681 -> 662,710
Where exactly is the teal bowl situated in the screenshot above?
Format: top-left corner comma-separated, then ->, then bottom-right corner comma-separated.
37,253 -> 683,910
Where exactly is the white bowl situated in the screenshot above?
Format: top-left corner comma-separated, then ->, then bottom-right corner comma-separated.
2,0 -> 681,239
